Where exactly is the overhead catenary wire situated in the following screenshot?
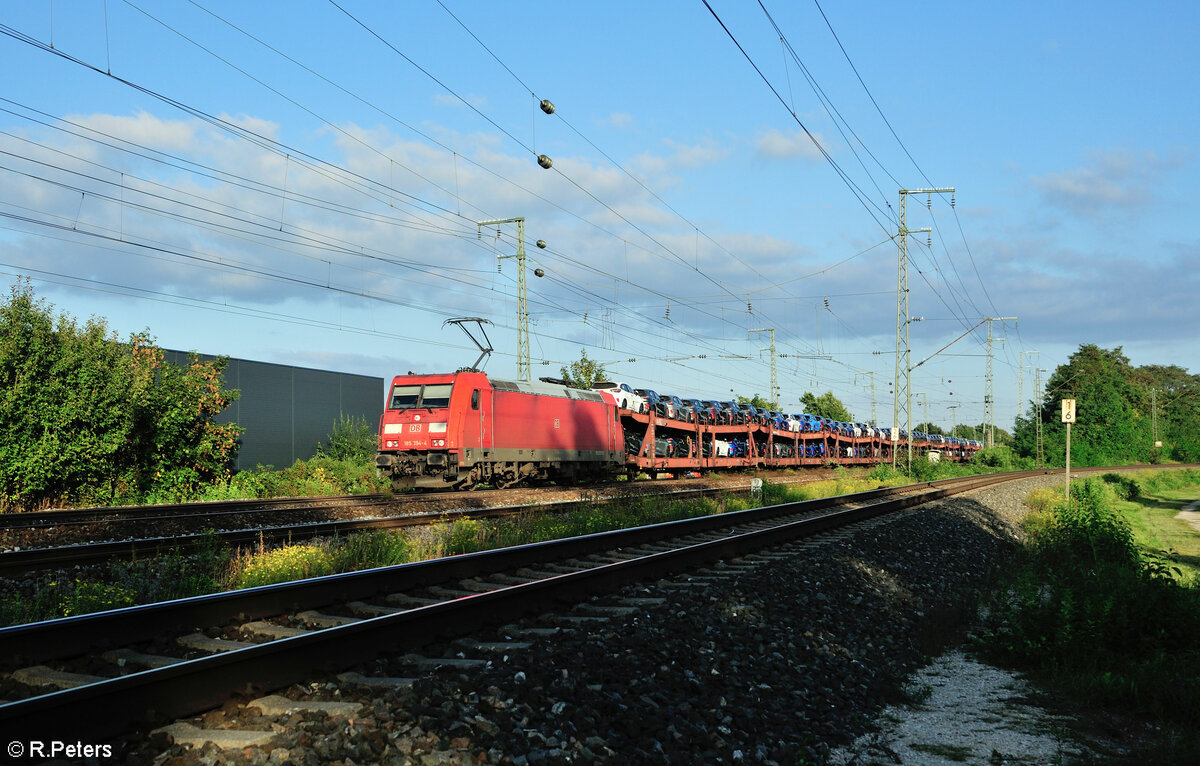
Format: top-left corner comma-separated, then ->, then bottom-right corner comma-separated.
95,4 -> 829,354
0,5 -> 1018,419
808,0 -> 1004,332
701,0 -> 894,239
2,5 -> 862,364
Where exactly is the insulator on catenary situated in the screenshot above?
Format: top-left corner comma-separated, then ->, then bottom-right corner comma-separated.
537,154 -> 553,169
540,99 -> 555,115
536,239 -> 547,249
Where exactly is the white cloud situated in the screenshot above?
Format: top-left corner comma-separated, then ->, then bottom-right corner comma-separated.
1031,148 -> 1184,217
70,110 -> 210,152
754,128 -> 824,162
661,137 -> 730,169
606,112 -> 634,129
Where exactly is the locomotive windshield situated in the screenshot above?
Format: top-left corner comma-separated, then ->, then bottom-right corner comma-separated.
388,383 -> 453,410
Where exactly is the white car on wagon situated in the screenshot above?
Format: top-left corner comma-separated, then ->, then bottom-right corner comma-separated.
590,381 -> 648,413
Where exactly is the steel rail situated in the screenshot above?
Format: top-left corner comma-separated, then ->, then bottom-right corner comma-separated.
0,465 -> 1144,574
0,480 -> 777,574
0,494 -> 391,530
0,473 -> 1008,664
0,472 -> 1013,743
0,473 -> 767,532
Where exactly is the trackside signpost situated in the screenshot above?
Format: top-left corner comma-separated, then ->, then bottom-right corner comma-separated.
1061,398 -> 1076,504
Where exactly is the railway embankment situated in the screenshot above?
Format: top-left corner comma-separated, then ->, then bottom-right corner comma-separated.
117,475 -> 1064,764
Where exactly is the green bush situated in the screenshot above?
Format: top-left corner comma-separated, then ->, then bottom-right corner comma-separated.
63,581 -> 137,616
1100,471 -> 1142,500
315,414 -> 378,464
867,463 -> 906,483
978,477 -> 1200,730
442,519 -> 486,556
1,578 -> 136,624
0,534 -> 231,626
1021,486 -> 1061,513
201,456 -> 391,501
970,445 -> 1032,471
0,281 -> 240,509
1028,478 -> 1140,572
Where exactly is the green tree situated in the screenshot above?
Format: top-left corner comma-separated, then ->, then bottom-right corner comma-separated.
963,423 -> 1013,447
1008,344 -> 1199,466
0,282 -> 138,505
1134,363 -> 1200,462
136,348 -> 241,501
988,425 -> 1013,446
560,349 -> 607,389
799,391 -> 853,421
0,281 -> 240,508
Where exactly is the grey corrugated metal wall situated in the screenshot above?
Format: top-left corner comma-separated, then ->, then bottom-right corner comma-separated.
164,351 -> 384,470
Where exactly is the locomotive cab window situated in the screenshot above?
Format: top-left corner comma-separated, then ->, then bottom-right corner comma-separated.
471,389 -> 480,410
388,383 -> 454,410
388,385 -> 422,410
422,384 -> 453,408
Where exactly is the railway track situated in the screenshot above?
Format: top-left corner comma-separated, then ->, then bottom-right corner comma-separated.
0,465 -> 1134,575
0,479 -> 783,574
0,471 -> 1023,745
0,478 -> 736,535
0,493 -> 392,531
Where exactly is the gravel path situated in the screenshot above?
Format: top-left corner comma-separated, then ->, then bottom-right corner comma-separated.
827,650 -> 1082,765
123,474 -> 1073,765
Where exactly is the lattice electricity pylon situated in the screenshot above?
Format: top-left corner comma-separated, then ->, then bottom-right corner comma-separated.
895,187 -> 953,470
478,216 -> 530,380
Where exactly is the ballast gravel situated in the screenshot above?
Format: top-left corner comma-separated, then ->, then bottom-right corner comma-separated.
124,475 -> 1083,765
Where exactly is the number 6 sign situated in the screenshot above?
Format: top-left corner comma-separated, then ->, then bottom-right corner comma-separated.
1061,399 -> 1076,424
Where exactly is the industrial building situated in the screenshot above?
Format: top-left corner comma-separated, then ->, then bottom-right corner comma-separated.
164,351 -> 384,471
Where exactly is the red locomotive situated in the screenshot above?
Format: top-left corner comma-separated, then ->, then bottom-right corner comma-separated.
376,371 -> 980,491
375,371 -> 624,490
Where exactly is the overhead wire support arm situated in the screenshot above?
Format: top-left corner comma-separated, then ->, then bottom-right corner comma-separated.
911,317 -> 991,371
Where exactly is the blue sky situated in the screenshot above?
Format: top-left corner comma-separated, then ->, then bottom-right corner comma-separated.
1,0 -> 1196,436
